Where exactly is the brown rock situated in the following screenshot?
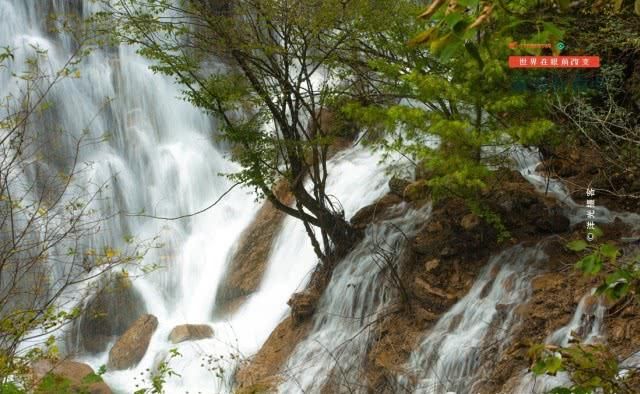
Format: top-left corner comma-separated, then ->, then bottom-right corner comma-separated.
609,321 -> 628,341
414,277 -> 457,300
287,291 -> 317,323
32,359 -> 111,394
74,273 -> 146,354
460,213 -> 481,231
388,177 -> 411,197
404,180 -> 430,201
535,214 -> 570,233
531,273 -> 564,292
350,194 -> 402,229
513,303 -> 531,319
107,314 -> 158,370
426,221 -> 444,233
168,324 -> 214,344
424,258 -> 440,272
214,179 -> 294,316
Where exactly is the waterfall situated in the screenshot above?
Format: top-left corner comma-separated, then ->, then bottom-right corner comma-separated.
515,292 -> 607,393
2,2 -> 397,392
278,203 -> 432,393
398,244 -> 545,394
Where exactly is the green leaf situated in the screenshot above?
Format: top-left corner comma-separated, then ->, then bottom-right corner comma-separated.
566,240 -> 588,252
576,254 -> 602,275
599,243 -> 619,260
635,0 -> 640,15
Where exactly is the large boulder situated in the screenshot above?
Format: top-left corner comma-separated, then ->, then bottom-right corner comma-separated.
73,273 -> 146,354
32,359 -> 111,394
168,324 -> 214,344
214,180 -> 294,316
107,314 -> 158,370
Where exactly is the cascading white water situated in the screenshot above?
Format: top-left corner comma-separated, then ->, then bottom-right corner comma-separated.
399,245 -> 546,394
511,147 -> 640,227
2,1 -> 395,392
515,292 -> 607,393
86,143 -> 392,394
278,203 -> 432,393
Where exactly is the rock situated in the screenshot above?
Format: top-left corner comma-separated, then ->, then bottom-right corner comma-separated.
32,359 -> 111,394
439,246 -> 455,257
388,177 -> 411,197
513,303 -> 531,319
74,273 -> 146,354
502,273 -> 516,292
535,214 -> 570,234
414,277 -> 457,300
531,273 -> 564,292
424,258 -> 440,272
426,221 -> 444,233
350,194 -> 402,229
404,180 -> 430,201
107,314 -> 158,370
287,291 -> 317,323
460,213 -> 481,231
214,179 -> 294,316
168,324 -> 214,344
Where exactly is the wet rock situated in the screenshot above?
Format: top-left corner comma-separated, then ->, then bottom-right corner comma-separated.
350,194 -> 402,229
287,291 -> 317,323
214,179 -> 294,316
388,177 -> 411,197
32,359 -> 112,394
535,214 -> 570,233
168,324 -> 214,344
107,314 -> 158,370
414,277 -> 457,301
74,273 -> 146,354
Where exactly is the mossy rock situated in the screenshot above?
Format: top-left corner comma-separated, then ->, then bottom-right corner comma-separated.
404,180 -> 430,201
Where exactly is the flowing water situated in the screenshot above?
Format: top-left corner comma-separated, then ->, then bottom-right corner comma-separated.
277,203 -> 431,393
1,1 -> 392,392
399,245 -> 546,394
515,292 -> 607,393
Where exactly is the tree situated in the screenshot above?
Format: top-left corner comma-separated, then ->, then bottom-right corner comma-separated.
95,0 -> 417,263
0,28 -> 149,391
345,0 -> 569,209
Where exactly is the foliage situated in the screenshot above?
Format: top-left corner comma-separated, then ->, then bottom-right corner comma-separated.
529,237 -> 640,393
567,237 -> 640,303
133,348 -> 181,394
344,0 -> 563,208
529,342 -> 636,394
